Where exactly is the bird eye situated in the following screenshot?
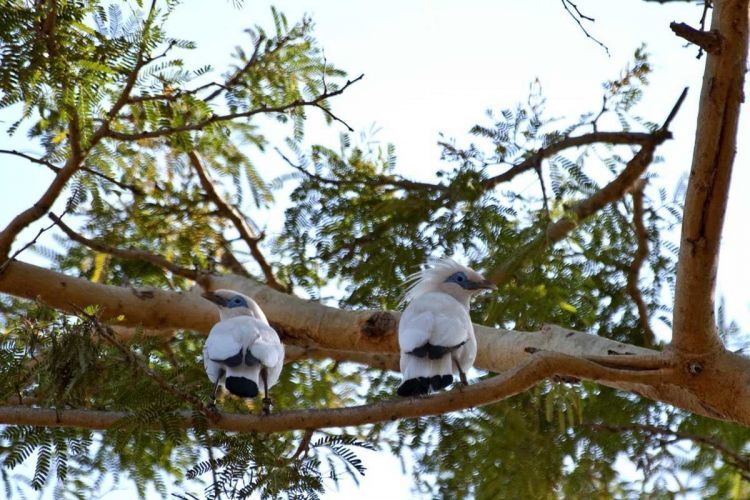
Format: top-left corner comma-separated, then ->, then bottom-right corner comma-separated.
456,274 -> 465,282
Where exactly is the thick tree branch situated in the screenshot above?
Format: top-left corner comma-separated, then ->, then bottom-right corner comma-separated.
0,351 -> 672,433
673,0 -> 748,355
626,180 -> 657,347
1,261 -> 743,424
187,151 -> 285,291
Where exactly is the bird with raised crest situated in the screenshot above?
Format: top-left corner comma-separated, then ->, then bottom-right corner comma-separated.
397,258 -> 496,397
202,289 -> 284,414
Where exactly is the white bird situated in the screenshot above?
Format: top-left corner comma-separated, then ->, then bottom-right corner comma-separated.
397,258 -> 496,397
202,289 -> 284,413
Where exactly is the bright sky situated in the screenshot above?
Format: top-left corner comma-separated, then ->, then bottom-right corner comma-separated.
1,0 -> 748,498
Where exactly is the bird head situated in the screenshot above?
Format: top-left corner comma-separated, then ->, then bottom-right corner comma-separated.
201,289 -> 268,321
401,257 -> 496,307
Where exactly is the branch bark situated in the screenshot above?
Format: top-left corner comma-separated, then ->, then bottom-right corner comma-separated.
672,0 -> 749,355
488,109 -> 680,285
626,180 -> 657,347
481,131 -> 663,190
187,151 -> 285,292
3,261 -> 750,424
0,350 -> 672,433
49,213 -> 207,284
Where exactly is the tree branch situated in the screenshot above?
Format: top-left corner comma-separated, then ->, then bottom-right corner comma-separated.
482,131 -> 662,190
0,149 -> 144,195
48,213 -> 207,284
489,89 -> 686,285
1,261 -> 741,423
626,180 -> 657,347
0,350 -> 672,433
587,422 -> 750,475
187,151 -> 285,291
673,0 -> 748,355
560,0 -> 610,55
106,75 -> 364,141
670,22 -> 723,55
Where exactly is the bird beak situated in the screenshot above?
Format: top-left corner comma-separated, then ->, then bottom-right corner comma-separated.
202,292 -> 228,307
477,279 -> 497,291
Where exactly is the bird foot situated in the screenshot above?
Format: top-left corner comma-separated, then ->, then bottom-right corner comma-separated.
262,397 -> 273,415
552,375 -> 581,384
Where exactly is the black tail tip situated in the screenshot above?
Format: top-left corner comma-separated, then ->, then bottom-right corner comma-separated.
225,376 -> 259,398
397,377 -> 431,397
430,374 -> 453,391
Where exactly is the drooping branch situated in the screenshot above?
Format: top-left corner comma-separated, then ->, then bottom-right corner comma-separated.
672,0 -> 748,355
49,213 -> 207,284
626,180 -> 657,347
0,350 -> 673,433
481,131 -> 664,190
587,422 -> 750,478
488,89 -> 687,285
187,151 -> 285,291
106,75 -> 364,142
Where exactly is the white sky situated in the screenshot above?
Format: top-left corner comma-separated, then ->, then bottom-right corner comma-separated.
1,0 -> 748,498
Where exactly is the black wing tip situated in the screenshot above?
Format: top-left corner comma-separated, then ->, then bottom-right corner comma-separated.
407,341 -> 467,359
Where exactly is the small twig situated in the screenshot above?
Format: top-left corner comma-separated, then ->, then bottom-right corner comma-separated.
77,308 -> 216,420
314,103 -> 355,132
560,0 -> 610,56
670,21 -> 722,57
0,210 -> 68,275
289,429 -> 315,461
535,164 -> 550,218
0,150 -> 142,195
108,75 -> 364,141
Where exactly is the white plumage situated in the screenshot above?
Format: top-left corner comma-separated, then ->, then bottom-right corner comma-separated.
202,289 -> 284,412
397,258 -> 495,397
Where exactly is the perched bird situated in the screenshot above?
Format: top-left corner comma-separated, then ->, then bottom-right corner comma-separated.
397,258 -> 496,397
202,289 -> 284,414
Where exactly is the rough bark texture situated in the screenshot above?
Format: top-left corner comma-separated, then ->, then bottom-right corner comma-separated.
672,0 -> 749,355
0,260 -> 746,424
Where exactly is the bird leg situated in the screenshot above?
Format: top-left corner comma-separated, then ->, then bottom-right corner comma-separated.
454,361 -> 468,386
209,369 -> 225,409
260,367 -> 272,415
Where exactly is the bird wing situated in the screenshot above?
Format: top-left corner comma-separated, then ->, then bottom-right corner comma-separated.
248,322 -> 284,368
399,293 -> 471,351
203,317 -> 263,380
248,322 -> 285,389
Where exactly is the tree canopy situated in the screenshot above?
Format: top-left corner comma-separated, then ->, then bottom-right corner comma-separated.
0,0 -> 749,498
